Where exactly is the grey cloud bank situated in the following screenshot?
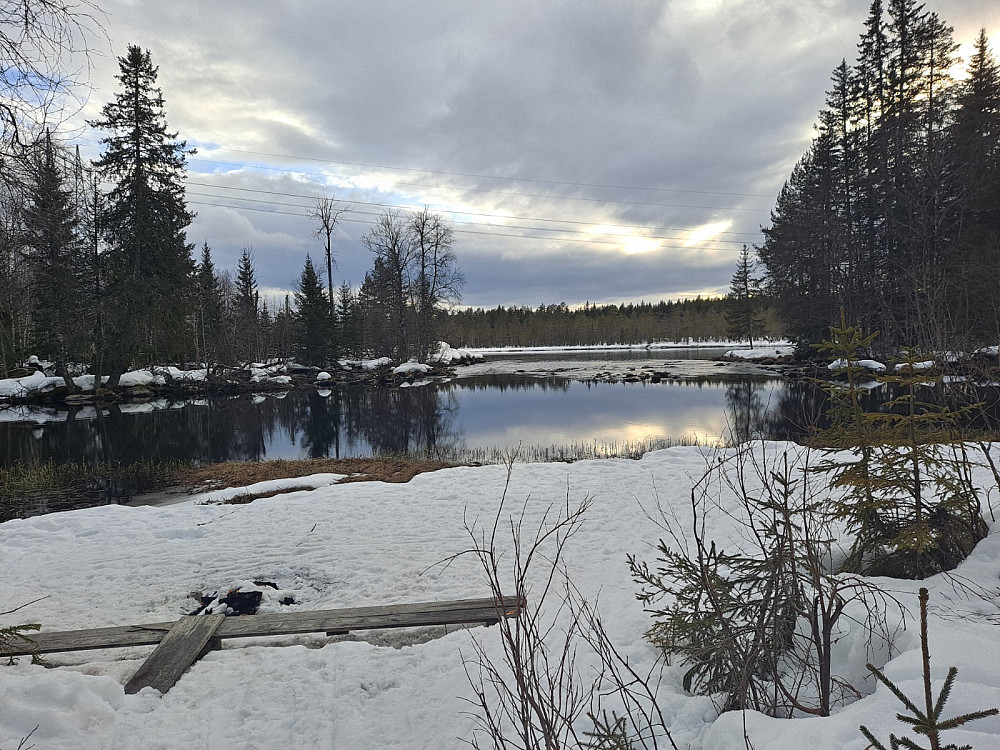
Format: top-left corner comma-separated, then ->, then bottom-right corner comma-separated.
72,0 -> 999,308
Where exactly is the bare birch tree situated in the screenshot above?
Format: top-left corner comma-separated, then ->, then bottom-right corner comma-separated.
310,194 -> 351,323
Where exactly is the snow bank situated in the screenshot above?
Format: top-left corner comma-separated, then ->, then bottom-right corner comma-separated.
392,360 -> 432,376
2,444 -> 1000,749
828,357 -> 887,372
429,342 -> 484,364
723,343 -> 795,360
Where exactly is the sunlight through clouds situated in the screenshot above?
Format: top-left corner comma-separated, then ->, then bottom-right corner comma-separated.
683,220 -> 733,247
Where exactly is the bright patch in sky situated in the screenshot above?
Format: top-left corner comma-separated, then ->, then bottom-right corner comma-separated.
683,220 -> 733,247
586,224 -> 661,255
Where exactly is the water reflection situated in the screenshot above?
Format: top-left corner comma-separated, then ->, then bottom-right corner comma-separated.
1,374 -> 806,467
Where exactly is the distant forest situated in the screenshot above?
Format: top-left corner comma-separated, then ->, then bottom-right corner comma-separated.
438,298 -> 778,348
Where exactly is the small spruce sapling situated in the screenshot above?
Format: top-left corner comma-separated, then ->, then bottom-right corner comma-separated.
1,622 -> 41,664
860,588 -> 998,750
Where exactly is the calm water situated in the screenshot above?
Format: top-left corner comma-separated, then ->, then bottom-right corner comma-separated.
0,350 -> 834,467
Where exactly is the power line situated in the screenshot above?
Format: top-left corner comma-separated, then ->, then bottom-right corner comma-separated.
186,181 -> 765,239
186,198 -> 749,252
188,144 -> 777,199
184,157 -> 775,214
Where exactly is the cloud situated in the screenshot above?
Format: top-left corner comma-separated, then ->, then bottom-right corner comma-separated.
75,0 -> 1000,309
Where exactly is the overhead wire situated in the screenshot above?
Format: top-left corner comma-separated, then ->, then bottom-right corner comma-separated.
180,143 -> 777,199
186,157 -> 775,214
186,197 -> 749,252
185,180 -> 765,238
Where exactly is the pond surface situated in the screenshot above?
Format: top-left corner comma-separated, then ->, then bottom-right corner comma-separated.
0,348 -> 832,467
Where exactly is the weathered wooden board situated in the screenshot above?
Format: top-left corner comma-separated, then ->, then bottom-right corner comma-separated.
123,615 -> 225,695
1,621 -> 176,656
215,595 -> 523,640
0,596 -> 523,658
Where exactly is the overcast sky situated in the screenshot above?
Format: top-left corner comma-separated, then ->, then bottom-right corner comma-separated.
67,0 -> 1000,310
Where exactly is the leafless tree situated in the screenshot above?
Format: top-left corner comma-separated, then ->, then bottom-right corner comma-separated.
409,206 -> 464,360
0,0 -> 103,153
310,194 -> 351,322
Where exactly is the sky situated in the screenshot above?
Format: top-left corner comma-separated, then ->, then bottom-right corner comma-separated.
62,0 -> 1000,310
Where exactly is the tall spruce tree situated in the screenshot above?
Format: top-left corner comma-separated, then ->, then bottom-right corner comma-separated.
89,45 -> 195,380
195,242 -> 223,366
233,246 -> 260,362
725,245 -> 762,348
948,30 -> 1000,339
22,132 -> 89,383
757,4 -> 992,351
293,255 -> 331,366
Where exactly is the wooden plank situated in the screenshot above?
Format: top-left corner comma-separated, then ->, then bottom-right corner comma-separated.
1,621 -> 176,656
0,596 -> 524,657
216,595 -> 523,640
124,615 -> 225,695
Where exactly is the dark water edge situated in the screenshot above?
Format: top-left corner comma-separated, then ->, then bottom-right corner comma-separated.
4,359 -> 1000,520
0,375 -> 806,468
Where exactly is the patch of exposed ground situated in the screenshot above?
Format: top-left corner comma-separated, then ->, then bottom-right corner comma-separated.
177,457 -> 458,493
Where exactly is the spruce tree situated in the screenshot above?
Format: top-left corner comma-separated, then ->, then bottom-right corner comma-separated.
195,242 -> 223,366
725,244 -> 763,348
22,132 -> 89,382
293,255 -> 331,366
89,45 -> 195,378
233,246 -> 260,362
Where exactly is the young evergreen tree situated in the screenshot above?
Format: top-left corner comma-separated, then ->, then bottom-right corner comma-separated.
89,44 -> 195,380
336,281 -> 360,358
725,245 -> 763,348
293,255 -> 331,366
195,242 -> 223,366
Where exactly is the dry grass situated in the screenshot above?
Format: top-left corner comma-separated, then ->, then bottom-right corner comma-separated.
177,457 -> 457,493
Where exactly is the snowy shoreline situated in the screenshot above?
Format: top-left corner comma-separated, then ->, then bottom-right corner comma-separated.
3,442 -> 1000,749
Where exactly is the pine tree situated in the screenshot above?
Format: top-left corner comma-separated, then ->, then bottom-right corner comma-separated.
89,45 -> 195,379
293,255 -> 331,366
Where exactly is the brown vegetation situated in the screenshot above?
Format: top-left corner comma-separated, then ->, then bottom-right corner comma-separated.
178,457 -> 457,493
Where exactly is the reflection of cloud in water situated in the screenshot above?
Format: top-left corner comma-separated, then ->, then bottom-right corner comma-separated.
456,380 -> 739,449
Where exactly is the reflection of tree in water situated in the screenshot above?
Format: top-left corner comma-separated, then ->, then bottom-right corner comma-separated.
724,378 -> 768,444
299,390 -> 342,459
447,374 -> 571,393
343,384 -> 461,455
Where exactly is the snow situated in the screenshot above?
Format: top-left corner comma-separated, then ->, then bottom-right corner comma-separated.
466,340 -> 792,355
3,442 -> 1000,749
429,342 -> 484,364
894,360 -> 935,371
723,343 -> 795,360
392,360 -> 432,376
828,358 -> 887,372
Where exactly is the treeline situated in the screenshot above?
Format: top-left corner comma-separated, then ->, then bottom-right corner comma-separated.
758,2 -> 1000,351
0,45 -> 462,380
438,297 -> 779,348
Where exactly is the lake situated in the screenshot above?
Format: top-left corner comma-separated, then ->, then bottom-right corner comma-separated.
0,348 -> 831,467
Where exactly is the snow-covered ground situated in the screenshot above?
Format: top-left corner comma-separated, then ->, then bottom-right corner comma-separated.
3,442 -> 1000,749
